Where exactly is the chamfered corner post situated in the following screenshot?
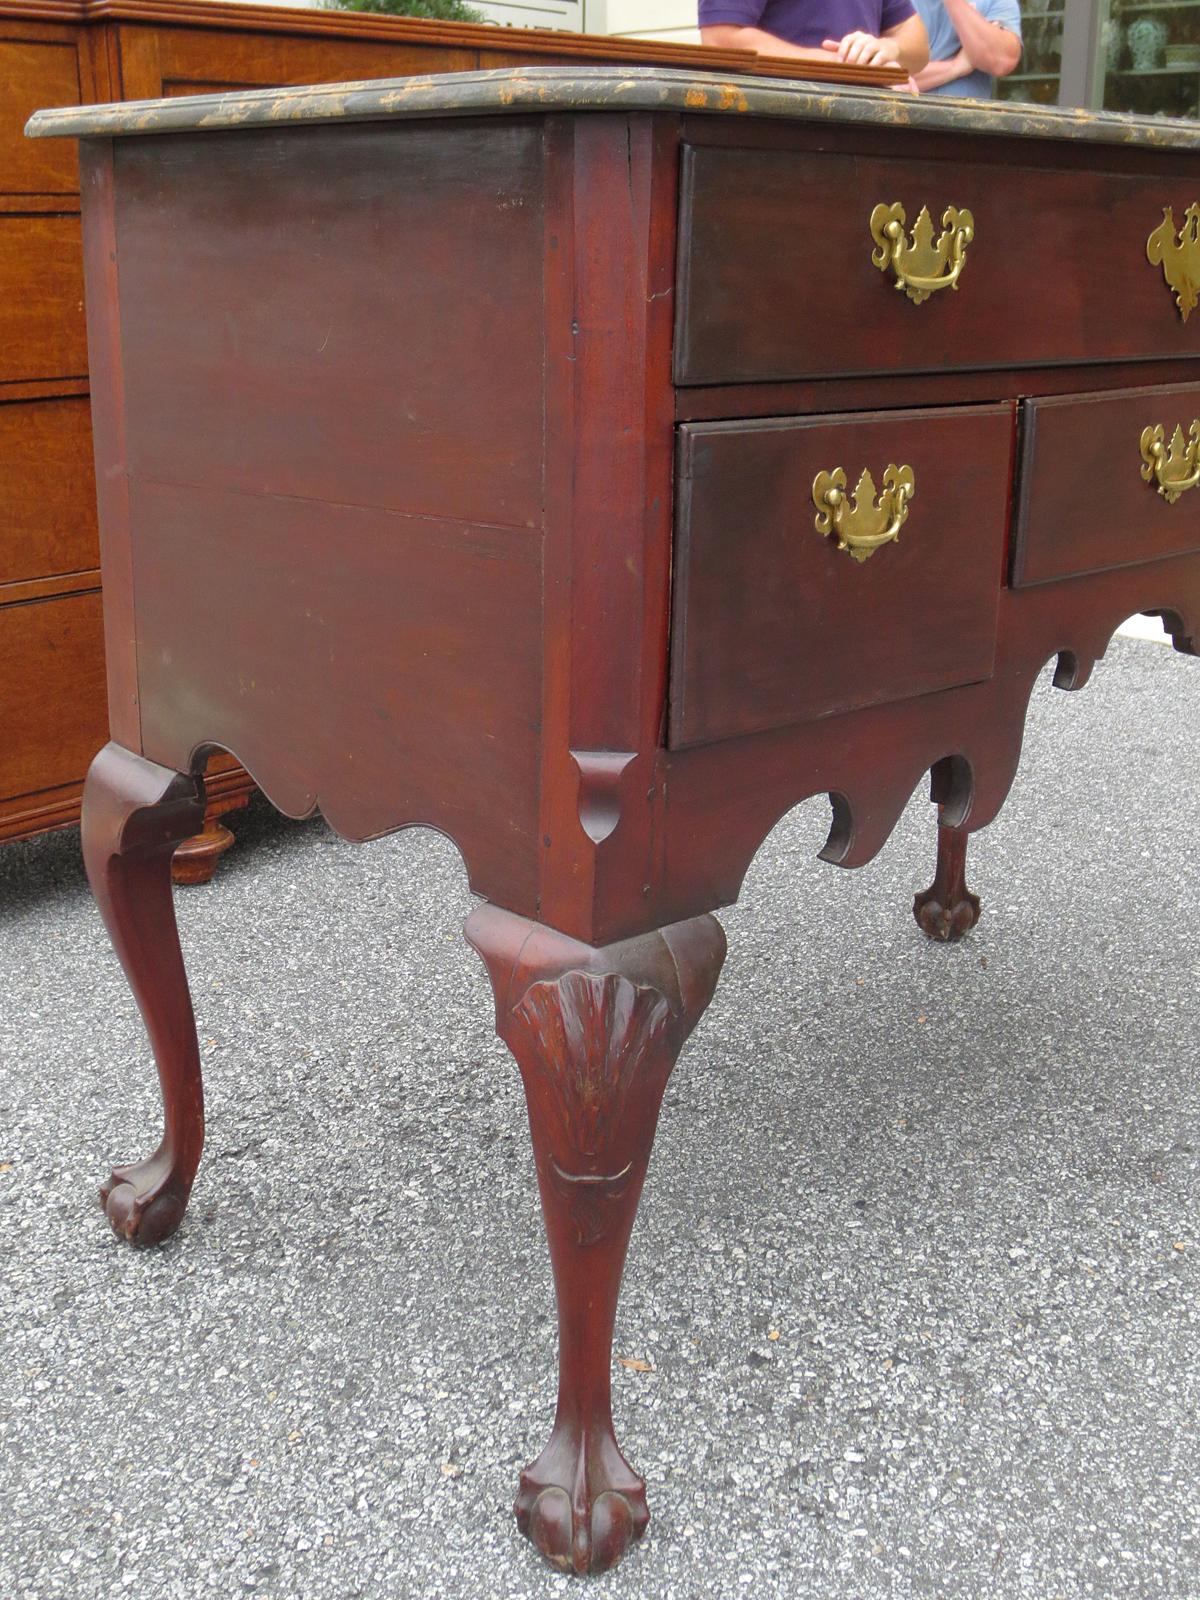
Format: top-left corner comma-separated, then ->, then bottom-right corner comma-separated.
464,903 -> 727,1575
81,741 -> 208,1245
913,810 -> 982,942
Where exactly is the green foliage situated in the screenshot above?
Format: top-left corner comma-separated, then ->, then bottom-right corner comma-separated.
325,0 -> 488,22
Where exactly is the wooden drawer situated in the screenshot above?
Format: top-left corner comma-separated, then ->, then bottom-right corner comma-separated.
0,396 -> 98,585
0,589 -> 106,800
668,404 -> 1014,749
0,37 -> 81,195
149,26 -> 477,98
0,214 -> 87,384
1013,381 -> 1200,587
676,145 -> 1200,386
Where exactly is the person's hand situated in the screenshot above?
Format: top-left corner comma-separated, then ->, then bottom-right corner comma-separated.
912,48 -> 973,90
822,30 -> 900,65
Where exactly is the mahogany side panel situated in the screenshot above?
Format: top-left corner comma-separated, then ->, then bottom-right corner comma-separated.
107,118 -> 548,905
130,479 -> 544,895
113,122 -> 544,532
78,136 -> 139,748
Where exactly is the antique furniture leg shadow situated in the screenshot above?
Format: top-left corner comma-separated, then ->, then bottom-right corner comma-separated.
33,65 -> 1200,1574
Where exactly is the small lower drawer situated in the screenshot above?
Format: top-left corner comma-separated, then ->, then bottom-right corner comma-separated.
668,403 -> 1014,749
1013,381 -> 1200,586
0,214 -> 87,384
0,395 -> 99,585
0,589 -> 106,800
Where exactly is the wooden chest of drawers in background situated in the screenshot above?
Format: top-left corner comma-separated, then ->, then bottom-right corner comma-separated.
2,0 -> 871,877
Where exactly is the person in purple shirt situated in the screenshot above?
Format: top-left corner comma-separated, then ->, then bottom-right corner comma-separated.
700,0 -> 928,75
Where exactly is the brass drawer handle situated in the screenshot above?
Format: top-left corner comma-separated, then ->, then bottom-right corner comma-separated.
1140,420 -> 1200,502
813,464 -> 915,563
1146,205 -> 1200,322
870,203 -> 974,305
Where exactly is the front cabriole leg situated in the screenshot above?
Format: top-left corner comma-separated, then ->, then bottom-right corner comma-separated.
82,742 -> 206,1245
466,905 -> 726,1575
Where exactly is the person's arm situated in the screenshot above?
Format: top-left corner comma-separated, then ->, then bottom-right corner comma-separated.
938,0 -> 1021,75
821,11 -> 928,71
700,24 -> 833,60
912,45 -> 974,89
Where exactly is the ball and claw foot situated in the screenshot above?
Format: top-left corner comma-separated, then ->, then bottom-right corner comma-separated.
912,881 -> 981,943
99,1155 -> 188,1247
514,1427 -> 650,1574
913,821 -> 981,943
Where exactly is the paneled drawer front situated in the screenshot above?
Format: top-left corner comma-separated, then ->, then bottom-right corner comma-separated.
0,215 -> 87,384
0,396 -> 98,585
669,404 -> 1014,749
676,145 -> 1200,386
1013,381 -> 1200,586
0,38 -> 81,195
0,590 -> 106,799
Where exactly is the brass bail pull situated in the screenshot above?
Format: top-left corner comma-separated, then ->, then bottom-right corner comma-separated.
1140,420 -> 1200,503
813,464 -> 915,563
870,202 -> 975,305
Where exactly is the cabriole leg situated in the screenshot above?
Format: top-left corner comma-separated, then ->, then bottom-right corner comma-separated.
82,741 -> 207,1245
466,905 -> 726,1575
913,810 -> 982,942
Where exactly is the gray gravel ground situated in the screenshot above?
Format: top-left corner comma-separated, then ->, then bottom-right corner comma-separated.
1,633 -> 1197,1600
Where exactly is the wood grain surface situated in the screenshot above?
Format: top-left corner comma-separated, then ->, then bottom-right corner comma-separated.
0,395 -> 98,583
1014,381 -> 1200,585
670,405 -> 1015,747
0,213 -> 86,384
0,590 -> 107,796
675,143 -> 1200,385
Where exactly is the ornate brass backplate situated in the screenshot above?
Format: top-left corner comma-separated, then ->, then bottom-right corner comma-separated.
1140,420 -> 1200,502
869,202 -> 974,305
812,464 -> 915,562
1146,205 -> 1200,322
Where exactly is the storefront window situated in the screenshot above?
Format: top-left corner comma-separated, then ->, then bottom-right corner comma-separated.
1098,0 -> 1200,116
996,0 -> 1065,104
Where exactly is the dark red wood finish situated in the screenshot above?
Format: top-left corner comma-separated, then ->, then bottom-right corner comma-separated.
670,405 -> 1014,746
69,100 -> 1200,1574
675,142 -> 1200,386
7,0 -> 900,874
1014,381 -> 1200,586
913,814 -> 981,941
466,903 -> 726,1575
108,121 -> 546,892
81,741 -> 206,1243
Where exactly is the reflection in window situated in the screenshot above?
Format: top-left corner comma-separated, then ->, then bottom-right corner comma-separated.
997,0 -> 1064,103
1100,0 -> 1200,117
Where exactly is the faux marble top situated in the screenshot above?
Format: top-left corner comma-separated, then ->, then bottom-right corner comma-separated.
25,63 -> 1200,152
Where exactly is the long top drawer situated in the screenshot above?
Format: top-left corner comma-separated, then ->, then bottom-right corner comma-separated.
676,144 -> 1200,385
